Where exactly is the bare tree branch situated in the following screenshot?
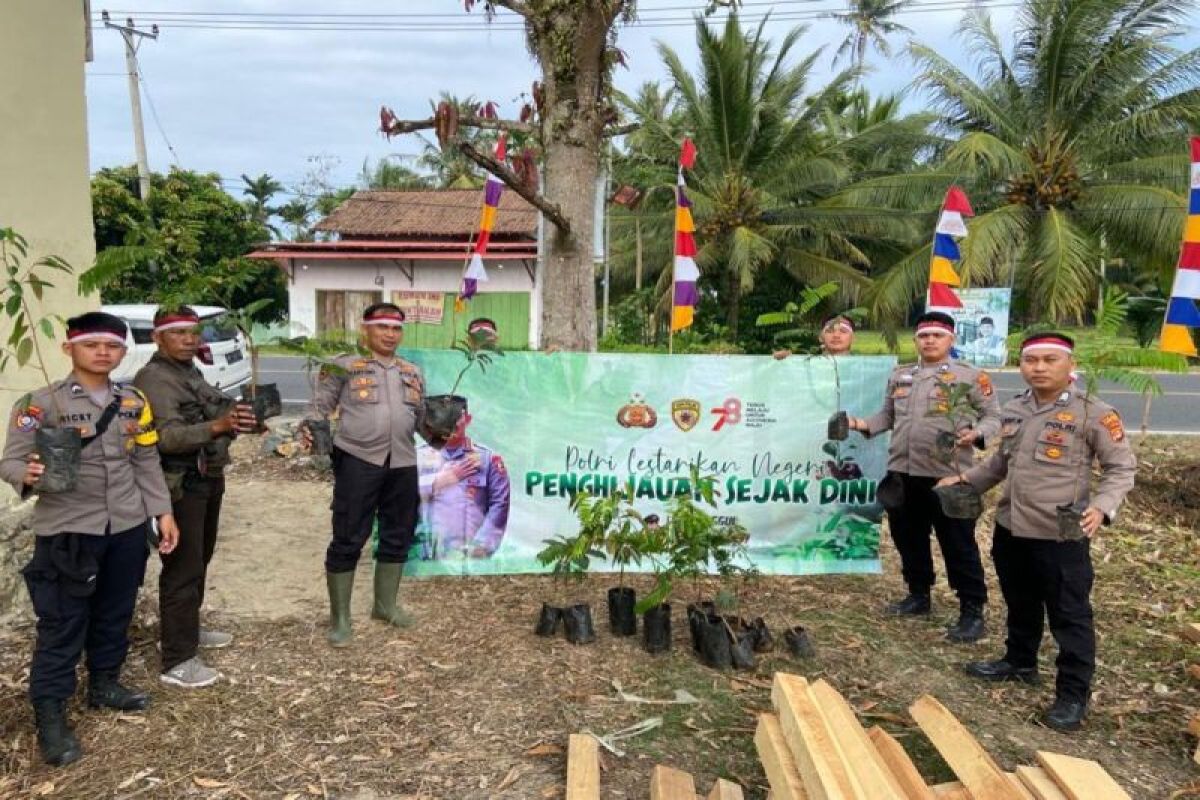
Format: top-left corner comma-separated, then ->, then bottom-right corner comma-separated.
487,0 -> 532,18
456,140 -> 571,234
604,122 -> 640,137
383,115 -> 534,137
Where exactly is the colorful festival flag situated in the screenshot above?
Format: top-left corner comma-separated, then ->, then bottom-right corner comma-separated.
671,138 -> 699,332
926,186 -> 974,310
456,133 -> 507,313
1160,136 -> 1200,356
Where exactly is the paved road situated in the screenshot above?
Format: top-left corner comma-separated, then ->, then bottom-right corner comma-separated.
257,355 -> 1200,434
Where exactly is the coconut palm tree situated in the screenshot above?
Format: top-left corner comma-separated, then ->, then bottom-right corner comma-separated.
853,0 -> 1200,326
648,14 -> 928,337
240,173 -> 283,235
827,0 -> 915,74
358,156 -> 430,190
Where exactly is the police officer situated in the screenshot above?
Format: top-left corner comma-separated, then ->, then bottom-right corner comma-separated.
133,306 -> 258,689
938,332 -> 1136,731
415,401 -> 510,560
847,311 -> 1001,641
0,312 -> 180,766
773,312 -> 855,359
301,303 -> 424,646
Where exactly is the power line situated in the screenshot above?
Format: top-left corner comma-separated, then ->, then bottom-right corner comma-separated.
138,71 -> 181,166
90,1 -> 1023,32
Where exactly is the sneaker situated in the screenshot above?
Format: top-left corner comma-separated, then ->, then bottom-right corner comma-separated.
198,629 -> 234,649
160,656 -> 220,688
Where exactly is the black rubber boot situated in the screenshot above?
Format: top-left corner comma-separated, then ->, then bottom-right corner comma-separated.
33,700 -> 82,767
1041,698 -> 1087,732
964,659 -> 1040,684
885,592 -> 931,616
946,602 -> 986,643
87,671 -> 150,711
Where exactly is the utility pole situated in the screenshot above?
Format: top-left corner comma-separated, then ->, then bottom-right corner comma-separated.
102,12 -> 158,200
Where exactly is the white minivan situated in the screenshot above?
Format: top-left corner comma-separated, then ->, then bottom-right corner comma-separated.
103,304 -> 253,394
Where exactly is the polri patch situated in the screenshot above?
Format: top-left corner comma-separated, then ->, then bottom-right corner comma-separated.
1044,446 -> 1063,460
1055,411 -> 1075,422
977,372 -> 994,396
1100,411 -> 1125,442
13,405 -> 42,432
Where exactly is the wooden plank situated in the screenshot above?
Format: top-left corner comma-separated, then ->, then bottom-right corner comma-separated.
933,775 -> 1031,800
909,695 -> 1024,800
706,778 -> 746,800
772,673 -> 858,800
565,734 -> 599,800
867,726 -> 937,800
1015,766 -> 1070,800
1181,622 -> 1200,644
650,764 -> 698,800
754,713 -> 808,800
931,782 -> 971,799
808,680 -> 907,799
1035,751 -> 1131,800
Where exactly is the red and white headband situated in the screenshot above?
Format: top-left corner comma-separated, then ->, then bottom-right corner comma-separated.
822,319 -> 854,334
1021,336 -> 1073,355
153,314 -> 201,333
915,320 -> 955,336
67,329 -> 126,345
363,311 -> 405,327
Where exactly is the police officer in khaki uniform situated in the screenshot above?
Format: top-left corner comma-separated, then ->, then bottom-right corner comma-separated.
939,332 -> 1136,731
0,312 -> 180,767
301,302 -> 425,646
848,311 -> 1001,641
134,305 -> 258,689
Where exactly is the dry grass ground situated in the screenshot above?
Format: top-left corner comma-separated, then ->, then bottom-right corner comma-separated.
0,436 -> 1197,799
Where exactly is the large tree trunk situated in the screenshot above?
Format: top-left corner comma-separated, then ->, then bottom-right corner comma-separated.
726,267 -> 740,340
541,140 -> 598,351
529,5 -> 612,352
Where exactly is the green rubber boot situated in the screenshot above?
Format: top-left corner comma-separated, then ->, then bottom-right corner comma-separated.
325,571 -> 354,647
371,562 -> 415,628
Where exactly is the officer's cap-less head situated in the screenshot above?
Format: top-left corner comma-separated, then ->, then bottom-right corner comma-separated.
980,316 -> 994,326
153,305 -> 200,333
1021,331 -> 1075,355
362,303 -> 405,327
467,317 -> 497,335
66,311 -> 128,345
915,310 -> 956,336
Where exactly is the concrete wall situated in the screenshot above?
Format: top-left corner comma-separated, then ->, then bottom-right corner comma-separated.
0,2 -> 96,451
285,257 -> 539,344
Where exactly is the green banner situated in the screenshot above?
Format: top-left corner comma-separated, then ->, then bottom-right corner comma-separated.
400,351 -> 896,577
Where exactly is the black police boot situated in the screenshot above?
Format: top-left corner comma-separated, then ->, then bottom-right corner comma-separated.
1041,697 -> 1087,732
88,670 -> 150,711
885,592 -> 931,616
33,700 -> 82,767
946,602 -> 986,643
964,659 -> 1040,684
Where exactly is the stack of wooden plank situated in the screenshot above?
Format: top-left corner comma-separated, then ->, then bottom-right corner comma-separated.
755,671 -> 1133,800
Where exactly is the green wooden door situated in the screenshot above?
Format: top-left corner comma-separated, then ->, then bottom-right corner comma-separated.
397,291 -> 531,350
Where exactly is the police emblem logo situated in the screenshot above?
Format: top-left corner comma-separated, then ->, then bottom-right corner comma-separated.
13,410 -> 41,432
671,399 -> 701,432
1099,411 -> 1125,442
938,372 -> 955,383
1044,430 -> 1067,445
1044,446 -> 1063,459
616,392 -> 658,429
977,372 -> 994,396
1056,411 -> 1075,422
358,389 -> 370,399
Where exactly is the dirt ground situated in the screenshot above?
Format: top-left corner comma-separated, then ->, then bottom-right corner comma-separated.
0,435 -> 1198,798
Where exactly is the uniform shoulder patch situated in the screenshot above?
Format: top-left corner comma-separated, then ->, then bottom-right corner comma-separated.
976,372 -> 994,396
491,453 -> 507,476
13,404 -> 43,432
1099,410 -> 1125,442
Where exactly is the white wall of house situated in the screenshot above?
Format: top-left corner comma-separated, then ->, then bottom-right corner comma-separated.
285,257 -> 539,344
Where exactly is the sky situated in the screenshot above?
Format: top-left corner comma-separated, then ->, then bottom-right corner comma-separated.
84,0 -> 1200,200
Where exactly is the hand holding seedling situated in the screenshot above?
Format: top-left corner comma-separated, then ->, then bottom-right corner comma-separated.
22,453 -> 44,487
1080,507 -> 1104,537
955,427 -> 979,447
